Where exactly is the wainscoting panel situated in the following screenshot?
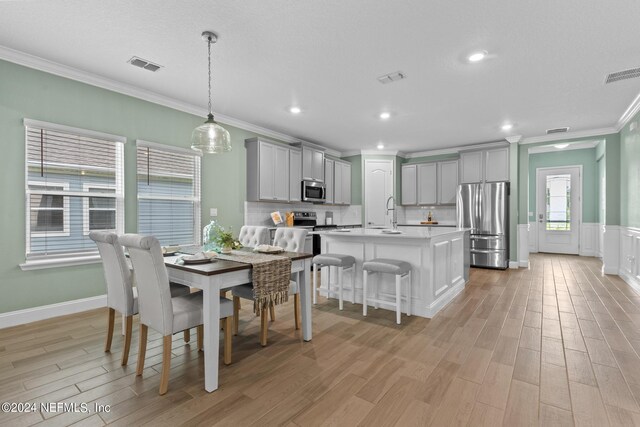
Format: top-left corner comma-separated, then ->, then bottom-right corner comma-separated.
580,223 -> 599,257
619,227 -> 640,292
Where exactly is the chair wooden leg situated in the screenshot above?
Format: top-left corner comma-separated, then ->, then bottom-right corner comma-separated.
105,307 -> 115,352
269,304 -> 276,322
224,317 -> 232,365
294,293 -> 301,330
233,296 -> 240,335
220,290 -> 228,298
159,335 -> 172,395
197,325 -> 203,351
136,324 -> 148,376
183,329 -> 191,343
121,315 -> 133,366
260,308 -> 268,347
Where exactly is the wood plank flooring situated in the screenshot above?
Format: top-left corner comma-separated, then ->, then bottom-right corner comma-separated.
2,254 -> 640,425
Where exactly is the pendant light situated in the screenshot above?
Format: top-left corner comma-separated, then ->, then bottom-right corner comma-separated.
191,31 -> 231,153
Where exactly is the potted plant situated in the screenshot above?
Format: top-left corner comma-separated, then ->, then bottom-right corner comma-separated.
210,223 -> 241,254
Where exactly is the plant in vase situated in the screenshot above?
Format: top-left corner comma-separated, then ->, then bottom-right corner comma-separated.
205,222 -> 242,254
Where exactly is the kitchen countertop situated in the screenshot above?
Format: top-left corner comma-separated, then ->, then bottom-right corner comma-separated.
322,226 -> 469,239
397,223 -> 457,227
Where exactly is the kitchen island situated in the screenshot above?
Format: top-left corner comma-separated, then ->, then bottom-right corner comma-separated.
319,227 -> 469,318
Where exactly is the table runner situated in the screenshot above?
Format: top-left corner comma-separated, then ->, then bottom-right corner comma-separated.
216,250 -> 292,314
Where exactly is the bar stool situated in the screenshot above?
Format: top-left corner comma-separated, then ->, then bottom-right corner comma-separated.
312,254 -> 356,310
362,259 -> 411,324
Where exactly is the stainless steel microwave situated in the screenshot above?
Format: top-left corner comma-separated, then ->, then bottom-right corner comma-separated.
301,180 -> 326,203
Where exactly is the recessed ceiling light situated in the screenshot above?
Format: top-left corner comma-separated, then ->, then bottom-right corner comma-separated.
501,123 -> 513,131
468,51 -> 487,62
289,106 -> 301,114
377,143 -> 384,150
379,112 -> 391,120
554,143 -> 569,149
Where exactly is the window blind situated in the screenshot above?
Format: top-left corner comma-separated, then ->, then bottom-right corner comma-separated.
136,141 -> 201,246
24,119 -> 125,258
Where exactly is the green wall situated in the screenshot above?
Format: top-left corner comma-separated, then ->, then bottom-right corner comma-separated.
528,148 -> 598,223
0,59 -> 290,313
620,115 -> 640,227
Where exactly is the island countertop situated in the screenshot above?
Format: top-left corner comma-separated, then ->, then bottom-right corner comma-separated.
321,226 -> 469,239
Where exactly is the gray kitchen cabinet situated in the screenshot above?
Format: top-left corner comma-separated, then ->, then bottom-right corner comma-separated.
289,149 -> 302,202
333,160 -> 351,205
460,146 -> 510,184
417,163 -> 437,205
437,160 -> 458,204
302,146 -> 325,182
401,164 -> 417,205
324,158 -> 334,204
484,147 -> 510,182
245,137 -> 291,202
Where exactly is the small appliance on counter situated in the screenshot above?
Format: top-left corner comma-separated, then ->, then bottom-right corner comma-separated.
325,211 -> 334,225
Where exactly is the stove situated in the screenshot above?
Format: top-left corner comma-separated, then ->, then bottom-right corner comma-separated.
292,211 -> 337,255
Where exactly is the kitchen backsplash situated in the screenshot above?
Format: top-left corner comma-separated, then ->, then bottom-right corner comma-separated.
398,206 -> 457,225
245,202 -> 362,227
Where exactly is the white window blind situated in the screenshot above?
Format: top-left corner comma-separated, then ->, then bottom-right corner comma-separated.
24,119 -> 125,259
136,141 -> 201,246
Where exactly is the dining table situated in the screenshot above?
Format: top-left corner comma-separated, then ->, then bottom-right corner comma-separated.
163,249 -> 314,392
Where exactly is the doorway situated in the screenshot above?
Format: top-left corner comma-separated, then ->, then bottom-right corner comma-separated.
536,166 -> 581,254
364,159 -> 393,227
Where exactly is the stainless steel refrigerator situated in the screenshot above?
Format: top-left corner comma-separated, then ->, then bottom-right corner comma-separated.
457,182 -> 509,269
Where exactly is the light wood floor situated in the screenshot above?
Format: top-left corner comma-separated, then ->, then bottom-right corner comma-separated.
2,254 -> 640,426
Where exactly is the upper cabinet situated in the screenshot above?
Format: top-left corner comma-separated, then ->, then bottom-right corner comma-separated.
401,160 -> 458,206
324,158 -> 334,204
246,138 -> 293,202
289,149 -> 302,202
333,160 -> 351,205
459,146 -> 510,184
302,146 -> 325,182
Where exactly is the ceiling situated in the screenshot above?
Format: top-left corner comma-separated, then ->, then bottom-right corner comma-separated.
1,1 -> 640,153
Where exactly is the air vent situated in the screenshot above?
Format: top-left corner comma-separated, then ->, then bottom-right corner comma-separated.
546,127 -> 570,134
128,56 -> 163,72
605,67 -> 640,84
377,71 -> 407,84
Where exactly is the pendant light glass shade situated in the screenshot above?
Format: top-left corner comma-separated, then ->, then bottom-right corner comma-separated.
191,114 -> 231,153
191,31 -> 231,154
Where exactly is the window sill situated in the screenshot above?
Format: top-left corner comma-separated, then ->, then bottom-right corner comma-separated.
19,254 -> 102,271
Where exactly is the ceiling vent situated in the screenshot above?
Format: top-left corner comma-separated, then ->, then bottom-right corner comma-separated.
377,71 -> 407,84
546,127 -> 570,134
605,67 -> 640,84
128,56 -> 163,72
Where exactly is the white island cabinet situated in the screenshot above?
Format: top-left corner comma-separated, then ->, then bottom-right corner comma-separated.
320,227 -> 469,318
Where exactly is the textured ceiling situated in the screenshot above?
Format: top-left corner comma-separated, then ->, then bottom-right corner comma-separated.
1,0 -> 640,153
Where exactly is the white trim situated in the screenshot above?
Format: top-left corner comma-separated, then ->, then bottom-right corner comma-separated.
136,139 -> 203,157
0,294 -> 107,329
528,140 -> 601,154
509,261 -> 520,269
617,91 -> 640,131
19,253 -> 101,271
340,150 -> 361,158
23,118 -> 127,144
520,127 -> 617,145
579,223 -> 599,257
602,225 -> 621,275
405,141 -> 508,159
518,224 -> 530,268
528,221 -> 538,253
360,149 -> 406,157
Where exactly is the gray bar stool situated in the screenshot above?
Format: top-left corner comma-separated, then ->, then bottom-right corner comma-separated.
312,254 -> 356,310
362,258 -> 411,324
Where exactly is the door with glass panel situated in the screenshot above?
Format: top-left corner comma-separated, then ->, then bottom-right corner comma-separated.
536,166 -> 581,254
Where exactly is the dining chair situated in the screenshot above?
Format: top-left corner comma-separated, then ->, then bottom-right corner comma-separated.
90,231 -> 192,366
238,225 -> 270,248
118,233 -> 234,395
232,227 -> 308,346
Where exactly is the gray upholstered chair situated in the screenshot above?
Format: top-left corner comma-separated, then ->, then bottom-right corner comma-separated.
232,227 -> 308,346
90,231 -> 191,366
238,225 -> 270,248
118,234 -> 234,395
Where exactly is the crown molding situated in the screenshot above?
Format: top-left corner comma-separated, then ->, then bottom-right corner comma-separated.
404,140 -> 508,158
340,150 -> 361,158
520,127 -> 617,145
0,44 -> 305,145
616,91 -> 640,131
359,149 -> 406,157
528,140 -> 599,154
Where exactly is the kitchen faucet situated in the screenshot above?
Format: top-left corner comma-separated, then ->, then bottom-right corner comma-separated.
386,196 -> 398,230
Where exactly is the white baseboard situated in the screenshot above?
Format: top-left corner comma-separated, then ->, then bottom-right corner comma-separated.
509,261 -> 520,269
0,294 -> 107,329
519,261 -> 530,268
620,271 -> 640,294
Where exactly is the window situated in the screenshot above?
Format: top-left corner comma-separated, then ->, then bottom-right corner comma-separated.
136,140 -> 201,246
545,174 -> 571,231
23,119 -> 125,268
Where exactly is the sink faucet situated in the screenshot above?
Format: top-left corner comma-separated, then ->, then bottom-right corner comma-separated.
386,196 -> 398,230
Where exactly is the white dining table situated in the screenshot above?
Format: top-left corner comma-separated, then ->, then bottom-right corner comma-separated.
163,250 -> 313,392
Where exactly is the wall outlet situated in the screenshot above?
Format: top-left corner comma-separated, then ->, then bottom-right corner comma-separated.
210,208 -> 218,217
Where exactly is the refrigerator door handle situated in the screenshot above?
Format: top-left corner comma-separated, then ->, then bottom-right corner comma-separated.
472,235 -> 502,240
471,249 -> 503,254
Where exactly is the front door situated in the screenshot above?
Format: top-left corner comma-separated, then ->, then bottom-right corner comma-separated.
536,166 -> 581,254
365,159 -> 393,227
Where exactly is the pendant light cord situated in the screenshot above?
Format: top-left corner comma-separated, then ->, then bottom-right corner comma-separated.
207,37 -> 212,116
